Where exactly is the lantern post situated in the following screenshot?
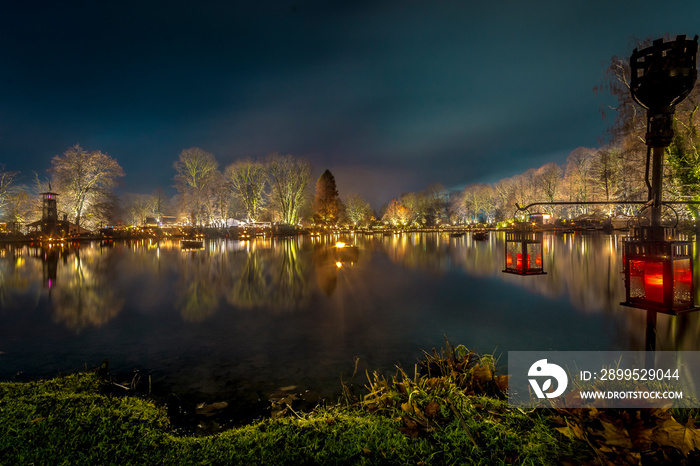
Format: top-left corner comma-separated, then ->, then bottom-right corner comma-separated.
621,35 -> 699,351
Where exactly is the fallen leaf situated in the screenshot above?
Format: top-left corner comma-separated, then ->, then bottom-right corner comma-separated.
495,375 -> 509,392
425,401 -> 440,418
598,420 -> 633,449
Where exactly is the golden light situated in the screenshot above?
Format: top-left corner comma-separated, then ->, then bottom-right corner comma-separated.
335,242 -> 346,248
622,226 -> 697,314
335,261 -> 343,268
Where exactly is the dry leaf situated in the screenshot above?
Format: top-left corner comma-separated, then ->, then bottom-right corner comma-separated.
425,401 -> 440,418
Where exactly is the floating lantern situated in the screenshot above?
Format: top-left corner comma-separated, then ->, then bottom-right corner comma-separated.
622,226 -> 697,315
502,229 -> 546,276
332,242 -> 359,265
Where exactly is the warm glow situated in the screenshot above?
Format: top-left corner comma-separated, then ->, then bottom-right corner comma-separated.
642,261 -> 664,302
335,242 -> 346,248
335,261 -> 343,268
674,262 -> 692,285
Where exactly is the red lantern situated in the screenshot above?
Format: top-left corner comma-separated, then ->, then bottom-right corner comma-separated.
622,226 -> 698,315
503,229 -> 546,276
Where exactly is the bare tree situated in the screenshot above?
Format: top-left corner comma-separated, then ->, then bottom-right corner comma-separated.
49,144 -> 124,229
151,187 -> 167,220
493,177 -> 517,219
563,147 -> 595,214
536,163 -> 563,214
345,193 -> 372,227
597,38 -> 700,216
266,153 -> 311,225
422,183 -> 448,225
225,159 -> 267,222
208,171 -> 231,225
596,47 -> 648,149
589,148 -> 622,204
0,167 -> 20,221
173,147 -> 219,226
121,193 -> 155,226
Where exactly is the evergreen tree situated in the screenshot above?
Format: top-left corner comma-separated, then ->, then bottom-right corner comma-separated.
312,169 -> 340,225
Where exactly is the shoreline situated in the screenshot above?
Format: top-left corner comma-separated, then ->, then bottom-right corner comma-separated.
3,343 -> 699,464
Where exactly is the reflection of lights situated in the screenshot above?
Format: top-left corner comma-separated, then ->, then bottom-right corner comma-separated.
335,261 -> 343,268
335,242 -> 346,248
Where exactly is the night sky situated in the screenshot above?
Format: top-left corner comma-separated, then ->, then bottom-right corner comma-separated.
1,1 -> 699,209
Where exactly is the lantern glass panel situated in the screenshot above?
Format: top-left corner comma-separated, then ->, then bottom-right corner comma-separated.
526,242 -> 543,271
629,259 -> 664,303
673,258 -> 693,307
505,242 -> 522,272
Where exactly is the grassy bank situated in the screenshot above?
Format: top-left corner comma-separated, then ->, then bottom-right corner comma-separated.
0,346 -> 587,465
0,375 -> 583,465
1,343 -> 697,465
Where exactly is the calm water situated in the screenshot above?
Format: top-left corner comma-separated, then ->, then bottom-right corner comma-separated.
1,232 -> 699,408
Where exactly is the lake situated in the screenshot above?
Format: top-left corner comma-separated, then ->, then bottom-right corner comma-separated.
1,232 -> 699,418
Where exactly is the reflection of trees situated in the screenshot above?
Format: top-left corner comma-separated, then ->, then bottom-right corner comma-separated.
516,234 -> 626,313
446,232 -> 628,314
378,233 -> 451,276
272,239 -> 310,310
177,250 -> 220,322
51,247 -> 124,332
169,238 -> 313,320
180,280 -> 219,322
0,246 -> 39,308
225,250 -> 270,309
224,239 -> 311,312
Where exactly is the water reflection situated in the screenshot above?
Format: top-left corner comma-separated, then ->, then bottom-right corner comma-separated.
0,243 -> 124,332
3,234 -> 698,329
1,232 -> 699,400
0,245 -> 43,308
353,232 -> 700,352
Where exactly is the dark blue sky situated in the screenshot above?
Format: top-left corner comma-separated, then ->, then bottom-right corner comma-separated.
1,1 -> 699,208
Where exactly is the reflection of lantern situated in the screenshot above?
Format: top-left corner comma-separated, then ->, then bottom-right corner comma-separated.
333,242 -> 359,265
503,230 -> 546,275
622,226 -> 698,315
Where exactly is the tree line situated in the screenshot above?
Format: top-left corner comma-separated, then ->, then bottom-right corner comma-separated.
378,38 -> 700,227
1,43 -> 699,231
0,145 -> 368,231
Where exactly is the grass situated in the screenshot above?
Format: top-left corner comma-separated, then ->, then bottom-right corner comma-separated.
3,344 -> 698,464
0,371 -> 585,465
0,343 -> 597,465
